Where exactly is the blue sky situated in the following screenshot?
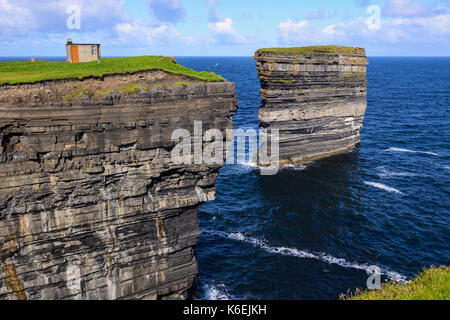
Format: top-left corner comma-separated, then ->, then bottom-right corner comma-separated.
0,0 -> 449,56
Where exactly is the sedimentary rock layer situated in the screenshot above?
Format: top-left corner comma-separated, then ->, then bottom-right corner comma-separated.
0,72 -> 237,300
254,46 -> 368,165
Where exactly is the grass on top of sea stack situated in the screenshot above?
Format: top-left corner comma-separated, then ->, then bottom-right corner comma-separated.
254,45 -> 364,56
346,266 -> 450,300
0,56 -> 225,85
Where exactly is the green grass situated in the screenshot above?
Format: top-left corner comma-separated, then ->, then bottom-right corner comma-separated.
117,84 -> 149,95
0,56 -> 225,85
97,88 -> 113,96
64,88 -> 93,101
174,81 -> 199,86
255,45 -> 364,56
347,266 -> 449,300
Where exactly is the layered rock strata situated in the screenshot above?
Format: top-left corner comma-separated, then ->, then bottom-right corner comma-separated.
254,46 -> 368,165
0,71 -> 237,300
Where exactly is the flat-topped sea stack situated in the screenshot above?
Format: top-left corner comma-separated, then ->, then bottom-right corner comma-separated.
254,46 -> 368,165
0,57 -> 237,300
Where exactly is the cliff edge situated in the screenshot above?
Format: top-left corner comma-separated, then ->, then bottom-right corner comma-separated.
0,62 -> 237,300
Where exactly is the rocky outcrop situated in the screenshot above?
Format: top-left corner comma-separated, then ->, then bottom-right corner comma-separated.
254,46 -> 368,165
0,71 -> 237,300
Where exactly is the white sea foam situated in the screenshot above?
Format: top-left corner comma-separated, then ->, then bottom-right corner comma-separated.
282,164 -> 307,171
232,162 -> 283,175
203,230 -> 407,282
228,232 -> 407,281
377,171 -> 417,178
385,147 -> 439,156
227,162 -> 258,174
364,181 -> 403,194
240,161 -> 258,168
201,282 -> 233,300
376,167 -> 421,178
229,161 -> 310,174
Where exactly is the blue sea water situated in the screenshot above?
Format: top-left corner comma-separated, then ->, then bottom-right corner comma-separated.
2,56 -> 449,300
176,57 -> 450,300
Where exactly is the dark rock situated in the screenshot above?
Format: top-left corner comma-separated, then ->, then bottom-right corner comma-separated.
254,46 -> 368,165
0,78 -> 237,300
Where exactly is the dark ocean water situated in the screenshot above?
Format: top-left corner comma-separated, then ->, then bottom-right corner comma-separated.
2,56 -> 449,300
176,57 -> 450,300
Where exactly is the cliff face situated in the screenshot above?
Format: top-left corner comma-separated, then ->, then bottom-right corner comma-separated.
0,71 -> 237,300
254,46 -> 368,165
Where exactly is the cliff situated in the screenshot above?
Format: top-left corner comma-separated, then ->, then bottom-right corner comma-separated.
254,46 -> 368,165
0,68 -> 237,300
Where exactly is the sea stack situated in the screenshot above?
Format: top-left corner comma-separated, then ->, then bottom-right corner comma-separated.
0,65 -> 237,299
254,46 -> 368,165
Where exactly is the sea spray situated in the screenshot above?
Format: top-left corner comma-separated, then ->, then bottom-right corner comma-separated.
385,147 -> 439,156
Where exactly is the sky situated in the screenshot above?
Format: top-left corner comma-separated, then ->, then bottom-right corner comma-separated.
0,0 -> 449,56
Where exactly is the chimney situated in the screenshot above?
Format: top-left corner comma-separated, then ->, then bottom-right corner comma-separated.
67,38 -> 73,45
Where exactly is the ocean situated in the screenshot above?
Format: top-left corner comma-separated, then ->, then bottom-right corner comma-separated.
2,56 -> 449,300
176,57 -> 450,300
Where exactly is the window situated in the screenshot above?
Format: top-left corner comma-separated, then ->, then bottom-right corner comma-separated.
92,45 -> 96,55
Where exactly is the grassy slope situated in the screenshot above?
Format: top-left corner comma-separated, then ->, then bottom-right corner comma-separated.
0,56 -> 225,85
255,45 -> 364,56
349,266 -> 449,300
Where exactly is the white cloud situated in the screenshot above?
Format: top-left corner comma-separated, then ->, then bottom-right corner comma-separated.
278,19 -> 331,45
327,14 -> 450,43
0,0 -> 195,52
209,18 -> 235,34
115,21 -> 193,47
277,13 -> 450,47
0,0 -> 30,33
208,17 -> 245,44
147,0 -> 185,24
0,0 -> 127,35
383,0 -> 431,17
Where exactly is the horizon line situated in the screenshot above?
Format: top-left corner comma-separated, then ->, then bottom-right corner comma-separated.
1,55 -> 450,58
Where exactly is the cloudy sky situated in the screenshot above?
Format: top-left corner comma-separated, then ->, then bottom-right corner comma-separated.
0,0 -> 449,56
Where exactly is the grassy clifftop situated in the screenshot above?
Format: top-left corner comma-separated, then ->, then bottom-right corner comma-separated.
348,266 -> 449,300
255,45 -> 365,56
0,56 -> 225,85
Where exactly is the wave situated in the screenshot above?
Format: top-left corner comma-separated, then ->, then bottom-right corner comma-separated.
224,161 -> 258,174
199,281 -> 259,300
385,147 -> 439,156
377,171 -> 418,178
200,282 -> 233,300
226,160 -> 310,174
237,162 -> 309,174
238,160 -> 258,168
203,230 -> 407,282
228,162 -> 290,175
376,167 -> 421,178
364,181 -> 403,194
